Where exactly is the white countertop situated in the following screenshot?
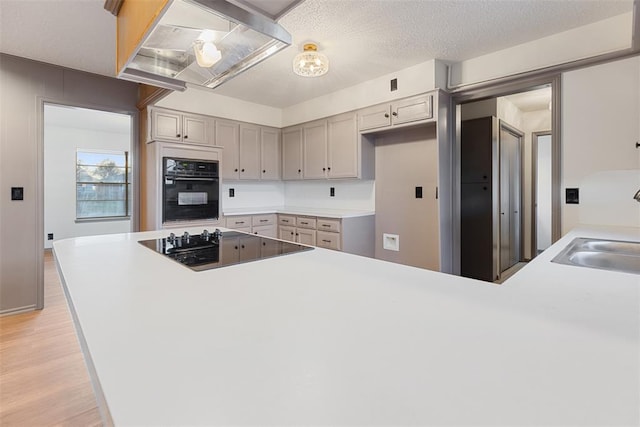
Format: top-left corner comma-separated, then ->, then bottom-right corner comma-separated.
223,206 -> 375,218
53,225 -> 639,426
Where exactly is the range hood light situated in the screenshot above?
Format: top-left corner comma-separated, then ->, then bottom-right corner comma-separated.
194,40 -> 222,68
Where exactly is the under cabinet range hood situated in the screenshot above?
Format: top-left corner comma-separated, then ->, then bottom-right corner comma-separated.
117,0 -> 292,91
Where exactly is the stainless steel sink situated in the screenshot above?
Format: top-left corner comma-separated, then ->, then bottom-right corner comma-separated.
551,237 -> 640,275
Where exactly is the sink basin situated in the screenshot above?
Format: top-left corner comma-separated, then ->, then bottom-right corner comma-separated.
551,238 -> 640,275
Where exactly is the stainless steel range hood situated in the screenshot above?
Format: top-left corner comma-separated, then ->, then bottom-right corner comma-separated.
117,0 -> 292,91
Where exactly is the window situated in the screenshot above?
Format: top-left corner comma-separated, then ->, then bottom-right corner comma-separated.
76,150 -> 130,219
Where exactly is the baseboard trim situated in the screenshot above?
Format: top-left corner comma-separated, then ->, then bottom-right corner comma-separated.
0,304 -> 37,316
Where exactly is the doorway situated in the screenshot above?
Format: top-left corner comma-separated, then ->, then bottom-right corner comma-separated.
44,104 -> 134,248
533,131 -> 553,255
454,78 -> 560,279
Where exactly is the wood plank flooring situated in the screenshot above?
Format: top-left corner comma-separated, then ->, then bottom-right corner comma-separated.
0,250 -> 102,426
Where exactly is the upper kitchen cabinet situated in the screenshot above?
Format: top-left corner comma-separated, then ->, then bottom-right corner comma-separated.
239,124 -> 261,180
358,93 -> 433,133
216,119 -> 240,179
148,108 -> 210,145
260,127 -> 281,180
291,112 -> 373,180
282,126 -> 304,180
220,121 -> 281,181
302,119 -> 328,179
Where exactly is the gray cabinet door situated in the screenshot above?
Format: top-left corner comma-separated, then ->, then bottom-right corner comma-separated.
327,112 -> 358,178
302,120 -> 328,179
282,127 -> 303,180
358,104 -> 391,131
216,120 -> 240,180
260,127 -> 280,180
153,110 -> 181,142
391,94 -> 432,125
239,124 -> 260,180
182,114 -> 207,144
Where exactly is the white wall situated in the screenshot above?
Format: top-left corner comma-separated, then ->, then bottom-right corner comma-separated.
221,181 -> 285,210
221,180 -> 375,212
451,12 -> 633,87
157,88 -> 283,128
578,169 -> 640,227
284,180 -> 375,211
562,56 -> 640,232
44,106 -> 132,249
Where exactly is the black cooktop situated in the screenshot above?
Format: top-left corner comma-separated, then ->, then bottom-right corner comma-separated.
138,229 -> 313,271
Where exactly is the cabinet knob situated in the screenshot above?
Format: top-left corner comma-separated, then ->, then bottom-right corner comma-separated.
184,135 -> 188,139
241,244 -> 245,249
322,167 -> 326,171
327,167 -> 331,171
234,168 -> 238,172
241,168 -> 245,172
176,134 -> 181,137
384,113 -> 389,118
262,170 -> 266,173
298,169 -> 301,173
392,112 -> 398,116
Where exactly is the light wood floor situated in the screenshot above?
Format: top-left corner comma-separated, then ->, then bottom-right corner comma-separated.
0,250 -> 102,426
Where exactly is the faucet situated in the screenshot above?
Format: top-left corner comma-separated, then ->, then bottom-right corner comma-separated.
634,189 -> 640,203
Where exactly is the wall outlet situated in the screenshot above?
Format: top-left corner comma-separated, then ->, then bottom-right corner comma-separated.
229,188 -> 235,198
383,233 -> 400,251
47,233 -> 54,240
330,187 -> 335,197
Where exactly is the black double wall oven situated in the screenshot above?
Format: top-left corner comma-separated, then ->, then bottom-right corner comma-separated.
163,157 -> 219,223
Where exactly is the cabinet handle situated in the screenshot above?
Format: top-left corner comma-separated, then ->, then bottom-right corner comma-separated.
236,221 -> 244,224
322,239 -> 331,243
392,112 -> 398,116
321,224 -> 330,227
301,222 -> 308,225
260,219 -> 268,222
282,219 -> 289,223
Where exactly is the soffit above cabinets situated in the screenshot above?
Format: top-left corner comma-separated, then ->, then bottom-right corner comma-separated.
118,0 -> 293,91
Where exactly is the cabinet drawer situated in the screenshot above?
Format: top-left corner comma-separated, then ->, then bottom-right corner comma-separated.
316,231 -> 341,250
316,218 -> 341,232
278,215 -> 296,226
226,215 -> 252,229
252,224 -> 277,238
296,216 -> 317,229
252,214 -> 276,226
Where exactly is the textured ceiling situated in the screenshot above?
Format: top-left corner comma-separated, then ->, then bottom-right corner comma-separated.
0,0 -> 633,108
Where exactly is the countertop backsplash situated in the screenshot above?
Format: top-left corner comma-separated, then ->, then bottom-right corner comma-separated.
222,180 -> 375,212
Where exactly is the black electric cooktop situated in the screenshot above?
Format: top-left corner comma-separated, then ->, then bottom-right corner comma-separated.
138,229 -> 313,271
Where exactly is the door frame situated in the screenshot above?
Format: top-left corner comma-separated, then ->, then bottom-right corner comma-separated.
37,98 -> 139,309
451,74 -> 562,275
531,130 -> 553,259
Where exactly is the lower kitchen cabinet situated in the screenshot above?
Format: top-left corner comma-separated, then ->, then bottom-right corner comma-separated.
225,214 -> 277,238
278,213 -> 374,256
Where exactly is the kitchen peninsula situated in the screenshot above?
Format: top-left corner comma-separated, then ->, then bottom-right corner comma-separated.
53,225 -> 639,426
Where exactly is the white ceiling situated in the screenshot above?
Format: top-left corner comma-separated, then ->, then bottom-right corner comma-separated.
503,87 -> 552,112
0,0 -> 633,108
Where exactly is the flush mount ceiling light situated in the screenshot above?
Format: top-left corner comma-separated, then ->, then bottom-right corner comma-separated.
293,43 -> 329,77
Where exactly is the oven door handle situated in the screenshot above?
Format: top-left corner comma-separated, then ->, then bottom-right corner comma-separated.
167,177 -> 218,182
